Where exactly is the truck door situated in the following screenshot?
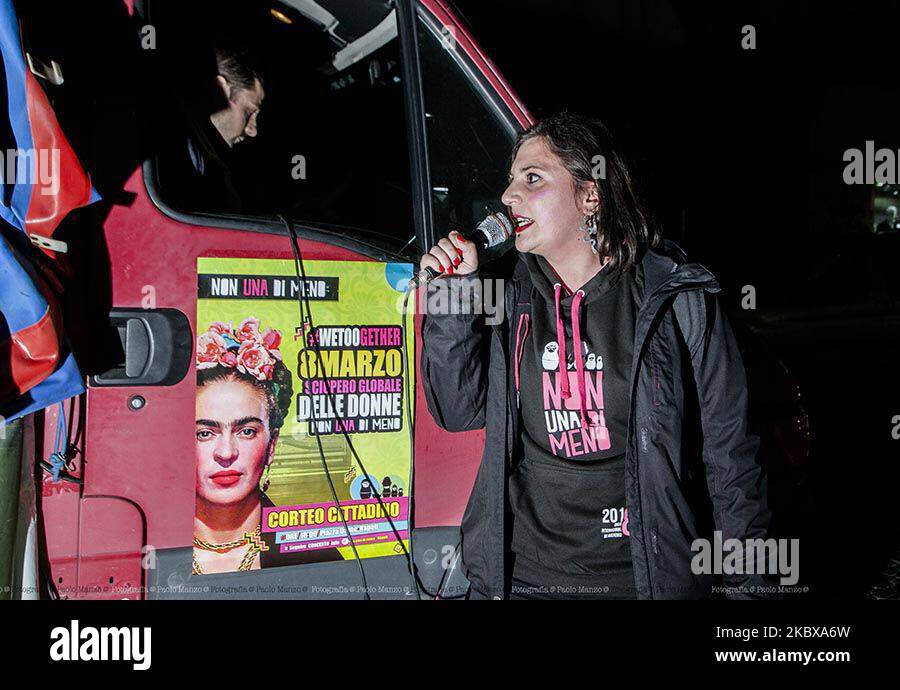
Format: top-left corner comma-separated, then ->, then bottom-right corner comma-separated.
39,0 -> 530,600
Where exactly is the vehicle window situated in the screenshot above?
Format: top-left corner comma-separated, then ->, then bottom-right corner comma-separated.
415,9 -> 518,245
150,0 -> 415,255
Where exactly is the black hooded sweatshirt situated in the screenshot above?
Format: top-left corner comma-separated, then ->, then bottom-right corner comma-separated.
509,254 -> 642,598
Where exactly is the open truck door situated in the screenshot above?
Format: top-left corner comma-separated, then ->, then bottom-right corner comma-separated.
36,0 -> 530,599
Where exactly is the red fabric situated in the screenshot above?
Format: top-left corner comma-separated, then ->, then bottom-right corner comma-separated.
0,302 -> 61,397
23,68 -> 92,253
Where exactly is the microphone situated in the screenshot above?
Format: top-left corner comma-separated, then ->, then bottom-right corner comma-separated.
409,212 -> 513,290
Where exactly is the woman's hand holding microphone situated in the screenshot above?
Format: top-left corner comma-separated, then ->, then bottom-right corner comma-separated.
419,230 -> 479,278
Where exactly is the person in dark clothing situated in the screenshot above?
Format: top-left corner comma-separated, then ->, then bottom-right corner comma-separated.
163,46 -> 266,213
419,112 -> 774,600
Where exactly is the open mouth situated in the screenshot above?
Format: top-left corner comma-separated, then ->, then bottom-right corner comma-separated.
513,215 -> 534,234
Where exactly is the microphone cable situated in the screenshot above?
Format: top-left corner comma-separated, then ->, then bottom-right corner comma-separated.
279,216 -> 421,600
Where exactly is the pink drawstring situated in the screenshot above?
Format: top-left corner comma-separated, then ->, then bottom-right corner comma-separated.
513,311 -> 530,400
553,283 -> 570,399
571,289 -> 594,428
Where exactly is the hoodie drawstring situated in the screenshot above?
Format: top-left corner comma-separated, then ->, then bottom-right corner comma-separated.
551,284 -> 594,430
553,283 -> 570,399
514,311 -> 530,405
570,289 -> 595,428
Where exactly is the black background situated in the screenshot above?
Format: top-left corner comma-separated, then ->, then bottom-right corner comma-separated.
4,601 -> 892,674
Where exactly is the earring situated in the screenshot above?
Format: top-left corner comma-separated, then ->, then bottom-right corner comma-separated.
261,465 -> 271,493
578,212 -> 599,254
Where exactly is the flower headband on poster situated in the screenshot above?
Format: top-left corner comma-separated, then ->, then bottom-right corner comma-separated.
196,317 -> 283,382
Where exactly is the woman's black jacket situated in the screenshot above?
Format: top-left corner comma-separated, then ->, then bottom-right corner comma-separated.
420,241 -> 773,600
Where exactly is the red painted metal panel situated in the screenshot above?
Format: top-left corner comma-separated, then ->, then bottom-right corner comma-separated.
85,171 -> 383,553
75,496 -> 144,600
41,476 -> 80,598
83,169 -> 488,548
39,401 -> 81,598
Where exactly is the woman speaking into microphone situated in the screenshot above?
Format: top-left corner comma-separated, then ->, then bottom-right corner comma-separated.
419,112 -> 772,600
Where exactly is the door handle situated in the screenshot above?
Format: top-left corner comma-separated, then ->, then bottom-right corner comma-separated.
90,308 -> 191,387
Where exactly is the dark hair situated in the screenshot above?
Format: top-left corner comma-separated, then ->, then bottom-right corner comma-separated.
512,112 -> 661,277
214,45 -> 265,97
197,362 -> 293,432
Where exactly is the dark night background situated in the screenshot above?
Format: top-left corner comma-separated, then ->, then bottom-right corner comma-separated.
452,0 -> 900,598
